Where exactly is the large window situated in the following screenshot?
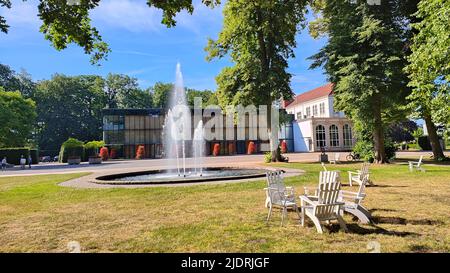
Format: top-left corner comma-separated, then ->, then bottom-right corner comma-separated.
320,103 -> 325,115
312,105 -> 318,116
306,107 -> 311,117
329,124 -> 339,147
343,124 -> 353,147
315,125 -> 326,148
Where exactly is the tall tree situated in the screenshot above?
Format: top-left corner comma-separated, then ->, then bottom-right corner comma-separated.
405,0 -> 450,160
0,87 -> 36,147
34,74 -> 106,152
206,0 -> 306,161
0,63 -> 36,98
103,73 -> 142,109
309,0 -> 414,163
0,0 -> 219,64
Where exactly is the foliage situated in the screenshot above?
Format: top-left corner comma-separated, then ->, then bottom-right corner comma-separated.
84,140 -> 105,158
354,138 -> 396,163
135,145 -> 145,160
0,63 -> 36,98
0,147 -> 30,165
99,147 -> 109,161
206,0 -> 307,161
34,74 -> 106,152
388,121 -> 418,143
405,0 -> 450,160
247,141 -> 256,155
59,138 -> 84,163
263,152 -> 272,163
29,148 -> 39,164
151,82 -> 216,108
0,88 -> 36,148
309,0 -> 415,163
103,73 -> 152,108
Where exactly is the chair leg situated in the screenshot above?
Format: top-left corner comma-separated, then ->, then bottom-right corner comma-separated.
301,207 -> 305,227
266,205 -> 272,222
281,207 -> 286,226
309,215 -> 324,234
294,205 -> 301,224
337,215 -> 348,232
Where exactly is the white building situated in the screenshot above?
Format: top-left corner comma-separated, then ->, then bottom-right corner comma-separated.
283,83 -> 355,152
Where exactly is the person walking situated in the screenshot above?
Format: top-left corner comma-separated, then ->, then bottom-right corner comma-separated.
1,157 -> 7,171
20,155 -> 26,170
28,155 -> 32,169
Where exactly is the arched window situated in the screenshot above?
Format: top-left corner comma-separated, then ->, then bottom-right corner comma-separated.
343,124 -> 353,147
315,125 -> 326,148
329,125 -> 339,147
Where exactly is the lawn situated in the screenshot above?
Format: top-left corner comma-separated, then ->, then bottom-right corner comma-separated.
0,161 -> 449,253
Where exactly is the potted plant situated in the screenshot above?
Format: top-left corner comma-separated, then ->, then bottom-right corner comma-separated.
84,141 -> 105,164
67,156 -> 81,165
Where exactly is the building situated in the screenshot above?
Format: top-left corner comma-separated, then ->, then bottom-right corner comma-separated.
102,108 -> 294,159
283,83 -> 355,152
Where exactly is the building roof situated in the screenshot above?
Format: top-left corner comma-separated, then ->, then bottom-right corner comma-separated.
284,83 -> 333,108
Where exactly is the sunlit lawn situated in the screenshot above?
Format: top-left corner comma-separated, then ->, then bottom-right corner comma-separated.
0,160 -> 449,253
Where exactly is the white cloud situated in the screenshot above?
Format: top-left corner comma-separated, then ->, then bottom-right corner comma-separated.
1,0 -> 40,30
91,0 -> 163,32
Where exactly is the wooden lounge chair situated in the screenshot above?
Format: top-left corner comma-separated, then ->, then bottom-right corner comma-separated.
408,155 -> 425,172
339,176 -> 372,224
348,162 -> 373,186
299,181 -> 347,234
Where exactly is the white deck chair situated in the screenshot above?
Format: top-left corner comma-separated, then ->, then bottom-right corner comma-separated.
266,185 -> 301,226
299,181 -> 347,234
264,171 -> 295,208
321,162 -> 327,171
408,155 -> 425,172
348,162 -> 372,186
329,153 -> 340,164
303,171 -> 340,197
339,176 -> 372,224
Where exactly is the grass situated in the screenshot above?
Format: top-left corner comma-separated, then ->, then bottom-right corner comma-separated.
0,161 -> 449,253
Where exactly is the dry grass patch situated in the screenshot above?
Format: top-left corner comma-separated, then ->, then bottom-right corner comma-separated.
0,161 -> 449,253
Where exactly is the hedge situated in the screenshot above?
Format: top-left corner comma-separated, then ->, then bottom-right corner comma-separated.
30,149 -> 39,164
59,138 -> 85,163
0,148 -> 30,165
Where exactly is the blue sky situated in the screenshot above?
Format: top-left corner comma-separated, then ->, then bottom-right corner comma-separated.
0,0 -> 328,94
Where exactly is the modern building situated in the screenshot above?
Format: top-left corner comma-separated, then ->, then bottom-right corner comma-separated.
102,108 -> 294,159
283,83 -> 355,152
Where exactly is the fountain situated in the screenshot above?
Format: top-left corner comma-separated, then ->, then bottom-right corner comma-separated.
92,63 -> 269,185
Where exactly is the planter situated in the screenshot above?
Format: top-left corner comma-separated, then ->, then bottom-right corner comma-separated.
67,157 -> 81,165
88,156 -> 102,165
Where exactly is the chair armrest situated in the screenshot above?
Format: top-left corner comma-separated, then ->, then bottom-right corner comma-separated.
299,195 -> 317,206
348,171 -> 359,175
315,202 -> 345,208
340,190 -> 358,196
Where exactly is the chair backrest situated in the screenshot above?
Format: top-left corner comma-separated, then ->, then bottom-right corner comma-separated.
356,175 -> 369,200
418,155 -> 423,165
316,182 -> 342,218
359,163 -> 370,179
267,186 -> 287,206
319,171 -> 339,185
266,171 -> 285,191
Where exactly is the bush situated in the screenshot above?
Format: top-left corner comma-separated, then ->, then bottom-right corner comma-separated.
213,143 -> 220,156
247,141 -> 256,155
353,139 -> 396,162
264,152 -> 272,163
30,149 -> 39,164
59,138 -> 84,163
0,148 -> 30,165
100,147 -> 109,161
135,145 -> 145,159
84,141 -> 105,160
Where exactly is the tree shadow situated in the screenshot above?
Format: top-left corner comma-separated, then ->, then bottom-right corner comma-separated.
409,244 -> 433,253
371,216 -> 443,226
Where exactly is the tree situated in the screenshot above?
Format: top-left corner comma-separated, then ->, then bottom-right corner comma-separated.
34,74 -> 106,152
103,73 -> 143,109
309,0 -> 415,163
151,82 -> 215,108
405,0 -> 450,160
0,0 -> 219,64
0,87 -> 36,147
388,120 -> 418,143
206,0 -> 306,162
0,63 -> 36,98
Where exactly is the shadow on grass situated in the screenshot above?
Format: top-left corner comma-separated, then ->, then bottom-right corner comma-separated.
342,224 -> 418,237
371,216 -> 443,226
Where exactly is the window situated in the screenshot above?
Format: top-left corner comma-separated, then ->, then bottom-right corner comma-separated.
312,105 -> 318,116
343,124 -> 353,147
329,125 -> 339,147
320,103 -> 325,115
297,112 -> 302,120
306,107 -> 311,117
315,125 -> 326,148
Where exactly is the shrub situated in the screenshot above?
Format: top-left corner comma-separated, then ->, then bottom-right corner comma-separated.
353,139 -> 396,162
84,141 -> 105,159
99,147 -> 109,161
247,141 -> 256,155
280,140 -> 288,153
135,145 -> 145,159
264,152 -> 272,163
0,148 -> 30,165
29,149 -> 39,164
213,143 -> 220,156
59,138 -> 84,163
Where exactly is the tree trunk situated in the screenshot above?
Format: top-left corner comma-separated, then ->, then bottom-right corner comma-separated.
267,102 -> 281,162
373,94 -> 387,163
423,112 -> 445,161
